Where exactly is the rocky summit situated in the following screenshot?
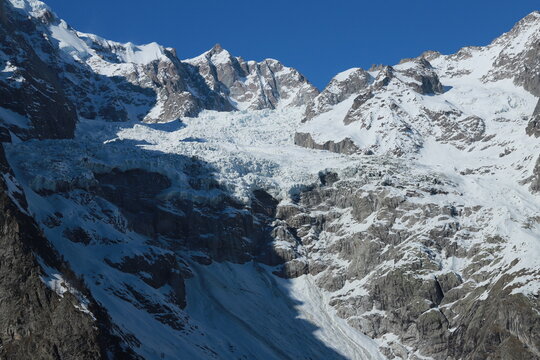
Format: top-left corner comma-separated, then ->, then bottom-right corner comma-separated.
0,0 -> 539,359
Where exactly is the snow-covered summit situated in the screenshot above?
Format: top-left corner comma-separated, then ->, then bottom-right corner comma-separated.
192,43 -> 235,65
297,11 -> 540,158
185,44 -> 319,110
8,0 -> 167,65
8,0 -> 52,19
77,33 -> 170,65
2,0 -> 318,128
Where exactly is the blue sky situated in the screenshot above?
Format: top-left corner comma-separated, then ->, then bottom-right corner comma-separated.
46,0 -> 538,89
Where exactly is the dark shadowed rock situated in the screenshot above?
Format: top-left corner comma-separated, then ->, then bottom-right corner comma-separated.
527,99 -> 540,137
0,1 -> 77,139
0,146 -> 138,360
531,156 -> 540,193
294,132 -> 359,154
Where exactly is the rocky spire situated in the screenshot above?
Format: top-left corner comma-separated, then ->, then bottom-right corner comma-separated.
185,45 -> 319,110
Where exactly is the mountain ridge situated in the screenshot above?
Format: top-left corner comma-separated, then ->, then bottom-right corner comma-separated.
0,0 -> 539,359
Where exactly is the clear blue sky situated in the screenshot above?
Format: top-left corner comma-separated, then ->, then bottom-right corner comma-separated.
45,0 -> 538,89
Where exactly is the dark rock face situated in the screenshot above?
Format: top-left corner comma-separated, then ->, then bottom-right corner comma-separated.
106,252 -> 189,309
445,275 -> 540,360
527,99 -> 540,137
113,49 -> 234,121
0,147 -> 137,360
398,58 -> 444,95
92,167 -> 280,264
343,91 -> 375,125
0,0 -> 77,139
486,12 -> 540,95
294,132 -> 359,154
531,156 -> 540,192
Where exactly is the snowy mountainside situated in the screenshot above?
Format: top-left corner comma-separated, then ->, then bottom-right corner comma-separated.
185,44 -> 319,111
2,0 -> 316,129
3,110 -> 387,359
297,12 -> 540,157
0,0 -> 540,359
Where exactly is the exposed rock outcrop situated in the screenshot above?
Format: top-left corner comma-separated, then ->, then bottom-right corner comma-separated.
185,44 -> 319,111
527,99 -> 540,137
294,132 -> 359,154
304,68 -> 372,121
271,165 -> 540,360
531,155 -> 540,192
0,0 -> 77,139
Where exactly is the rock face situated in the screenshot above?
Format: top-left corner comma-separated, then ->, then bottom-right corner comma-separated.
0,0 -> 77,139
62,38 -> 233,122
1,1 -> 540,360
0,147 -> 137,360
92,167 -> 283,265
531,156 -> 540,193
527,99 -> 540,137
270,167 -> 540,359
484,11 -> 540,93
185,44 -> 319,110
294,132 -> 359,154
304,67 -> 373,121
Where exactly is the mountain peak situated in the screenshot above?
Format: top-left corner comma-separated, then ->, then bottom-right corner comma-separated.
526,10 -> 540,19
121,41 -> 167,64
8,0 -> 55,22
503,10 -> 540,38
200,43 -> 233,65
211,43 -> 224,53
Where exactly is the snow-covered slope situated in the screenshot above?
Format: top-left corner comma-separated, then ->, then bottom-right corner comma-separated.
0,0 -> 539,359
297,12 -> 540,157
3,109 -> 387,359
